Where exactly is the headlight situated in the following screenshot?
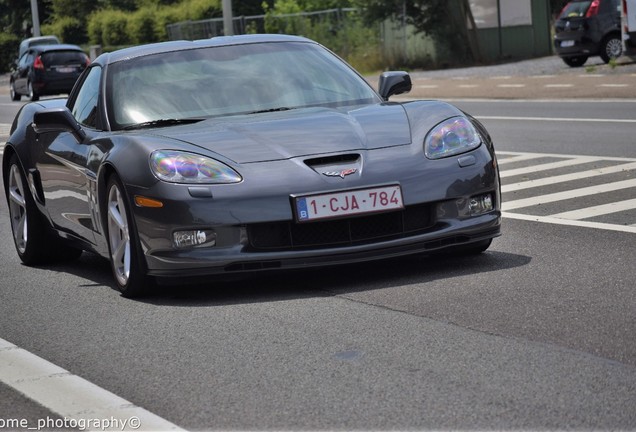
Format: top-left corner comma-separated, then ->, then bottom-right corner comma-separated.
424,117 -> 482,160
150,150 -> 242,184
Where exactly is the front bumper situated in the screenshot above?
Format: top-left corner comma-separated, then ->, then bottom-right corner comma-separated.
128,144 -> 501,279
145,214 -> 501,278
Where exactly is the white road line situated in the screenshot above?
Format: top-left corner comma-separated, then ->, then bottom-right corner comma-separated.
497,153 -> 550,165
477,116 -> 636,123
550,198 -> 636,220
416,85 -> 440,89
0,338 -> 184,431
502,161 -> 636,192
496,151 -> 636,162
0,123 -> 11,136
499,156 -> 597,178
578,74 -> 605,78
502,178 -> 636,210
598,84 -> 630,88
502,212 -> 636,234
458,84 -> 479,88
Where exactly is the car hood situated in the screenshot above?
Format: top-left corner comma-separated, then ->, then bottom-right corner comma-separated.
149,104 -> 412,164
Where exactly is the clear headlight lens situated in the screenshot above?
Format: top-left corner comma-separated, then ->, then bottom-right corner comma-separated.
424,117 -> 482,159
150,150 -> 242,184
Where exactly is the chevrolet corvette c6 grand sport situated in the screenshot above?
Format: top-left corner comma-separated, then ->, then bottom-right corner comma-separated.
3,35 -> 501,297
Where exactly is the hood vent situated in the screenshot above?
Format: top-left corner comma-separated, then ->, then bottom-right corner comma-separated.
304,153 -> 359,168
303,153 -> 362,179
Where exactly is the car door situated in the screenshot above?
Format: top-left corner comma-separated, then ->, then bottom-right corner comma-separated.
34,66 -> 103,245
14,52 -> 32,93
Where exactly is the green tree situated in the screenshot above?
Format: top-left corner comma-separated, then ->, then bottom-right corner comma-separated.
0,0 -> 52,38
235,0 -> 272,15
353,0 -> 475,64
298,0 -> 352,11
354,0 -> 449,38
50,0 -> 99,22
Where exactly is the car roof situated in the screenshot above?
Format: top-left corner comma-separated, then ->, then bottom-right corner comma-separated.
28,44 -> 85,53
19,36 -> 62,57
21,35 -> 60,45
96,34 -> 313,65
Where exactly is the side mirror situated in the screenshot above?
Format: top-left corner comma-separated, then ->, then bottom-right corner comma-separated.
378,71 -> 412,101
33,107 -> 86,142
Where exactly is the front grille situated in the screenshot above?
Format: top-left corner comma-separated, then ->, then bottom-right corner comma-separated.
247,203 -> 434,251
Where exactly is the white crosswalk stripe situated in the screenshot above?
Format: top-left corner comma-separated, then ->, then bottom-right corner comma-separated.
0,123 -> 11,137
1,123 -> 10,159
498,151 -> 636,233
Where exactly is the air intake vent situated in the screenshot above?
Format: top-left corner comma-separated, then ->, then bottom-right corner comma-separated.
304,154 -> 359,168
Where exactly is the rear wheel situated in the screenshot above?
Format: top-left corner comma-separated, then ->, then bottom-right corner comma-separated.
9,80 -> 21,101
26,81 -> 39,102
562,56 -> 588,67
600,35 -> 622,63
105,175 -> 150,297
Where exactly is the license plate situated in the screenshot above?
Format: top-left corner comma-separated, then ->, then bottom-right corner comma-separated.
56,67 -> 75,73
561,40 -> 575,47
294,185 -> 404,222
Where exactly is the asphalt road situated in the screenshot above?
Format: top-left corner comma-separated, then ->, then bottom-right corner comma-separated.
1,61 -> 635,430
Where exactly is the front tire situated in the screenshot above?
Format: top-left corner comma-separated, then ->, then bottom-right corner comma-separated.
7,155 -> 53,264
600,35 -> 622,63
6,155 -> 82,264
105,175 -> 150,297
457,238 -> 492,255
562,56 -> 588,67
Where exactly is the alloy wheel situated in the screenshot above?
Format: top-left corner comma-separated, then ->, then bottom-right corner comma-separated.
10,81 -> 20,101
605,38 -> 622,59
8,164 -> 28,253
107,183 -> 131,287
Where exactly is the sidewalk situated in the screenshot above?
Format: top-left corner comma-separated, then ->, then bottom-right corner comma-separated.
368,56 -> 636,99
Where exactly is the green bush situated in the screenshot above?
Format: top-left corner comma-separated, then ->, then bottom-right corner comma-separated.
0,32 -> 20,73
100,9 -> 130,46
182,0 -> 221,20
41,17 -> 87,45
128,7 -> 159,44
88,12 -> 105,45
154,7 -> 187,41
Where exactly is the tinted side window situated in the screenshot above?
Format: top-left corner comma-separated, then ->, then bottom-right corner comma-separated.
71,66 -> 102,128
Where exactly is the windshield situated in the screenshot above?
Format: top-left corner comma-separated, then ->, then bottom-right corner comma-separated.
559,1 -> 592,18
106,41 -> 381,130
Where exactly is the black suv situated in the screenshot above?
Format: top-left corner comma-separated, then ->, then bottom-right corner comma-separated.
554,0 -> 622,67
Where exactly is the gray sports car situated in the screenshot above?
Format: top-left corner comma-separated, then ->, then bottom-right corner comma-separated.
3,34 -> 501,297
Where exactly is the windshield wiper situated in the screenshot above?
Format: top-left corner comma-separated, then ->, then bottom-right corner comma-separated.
248,107 -> 294,115
122,118 -> 204,130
